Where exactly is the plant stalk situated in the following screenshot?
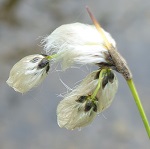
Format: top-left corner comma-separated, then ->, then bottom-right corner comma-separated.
127,79 -> 150,138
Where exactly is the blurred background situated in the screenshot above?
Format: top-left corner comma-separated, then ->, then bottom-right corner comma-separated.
0,0 -> 150,148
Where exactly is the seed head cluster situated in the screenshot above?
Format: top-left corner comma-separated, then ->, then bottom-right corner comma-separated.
7,23 -> 123,129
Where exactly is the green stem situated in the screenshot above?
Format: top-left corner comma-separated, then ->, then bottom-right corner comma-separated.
46,54 -> 58,60
127,79 -> 150,138
91,69 -> 106,99
91,75 -> 101,99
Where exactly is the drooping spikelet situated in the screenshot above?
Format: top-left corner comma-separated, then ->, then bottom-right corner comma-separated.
7,54 -> 50,93
57,69 -> 118,130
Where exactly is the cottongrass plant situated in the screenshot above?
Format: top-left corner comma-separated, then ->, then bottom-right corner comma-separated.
7,7 -> 150,138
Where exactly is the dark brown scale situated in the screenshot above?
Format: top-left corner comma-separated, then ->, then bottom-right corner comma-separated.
46,65 -> 50,73
94,71 -> 100,80
41,54 -> 48,57
102,76 -> 109,89
84,101 -> 92,112
98,62 -> 113,68
108,71 -> 114,83
30,57 -> 40,63
38,58 -> 49,69
76,96 -> 87,103
92,103 -> 97,112
97,52 -> 116,70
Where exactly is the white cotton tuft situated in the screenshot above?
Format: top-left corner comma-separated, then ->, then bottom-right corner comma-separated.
6,54 -> 50,93
57,69 -> 118,130
42,23 -> 116,69
57,70 -> 99,130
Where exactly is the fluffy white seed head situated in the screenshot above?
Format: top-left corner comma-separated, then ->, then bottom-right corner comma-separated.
42,23 -> 116,69
57,69 -> 118,130
57,71 -> 99,130
57,96 -> 97,130
7,54 -> 50,93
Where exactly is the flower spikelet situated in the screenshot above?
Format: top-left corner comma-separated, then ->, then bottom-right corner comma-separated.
7,54 -> 50,93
